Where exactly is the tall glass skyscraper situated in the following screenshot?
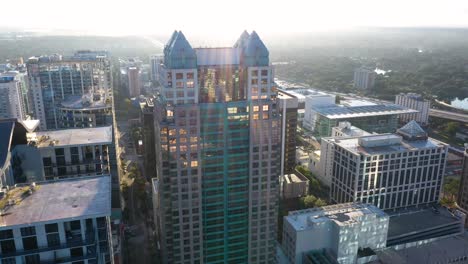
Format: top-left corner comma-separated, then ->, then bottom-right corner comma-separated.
154,31 -> 280,264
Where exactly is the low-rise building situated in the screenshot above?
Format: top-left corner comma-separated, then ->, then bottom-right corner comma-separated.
282,173 -> 309,199
0,177 -> 113,264
304,98 -> 416,138
280,203 -> 465,264
377,233 -> 468,264
282,203 -> 389,264
386,206 -> 466,248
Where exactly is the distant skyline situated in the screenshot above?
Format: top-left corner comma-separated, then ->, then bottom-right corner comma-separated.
1,0 -> 468,36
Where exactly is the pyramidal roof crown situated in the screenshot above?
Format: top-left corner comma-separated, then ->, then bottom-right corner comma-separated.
397,120 -> 428,140
244,31 -> 269,57
242,31 -> 269,66
233,30 -> 250,48
164,31 -> 197,69
166,30 -> 179,47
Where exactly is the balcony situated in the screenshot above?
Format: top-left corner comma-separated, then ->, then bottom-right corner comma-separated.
45,169 -> 108,179
40,252 -> 97,264
0,232 -> 96,258
49,159 -> 106,167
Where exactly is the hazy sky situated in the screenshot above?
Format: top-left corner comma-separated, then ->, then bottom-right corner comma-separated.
2,0 -> 468,36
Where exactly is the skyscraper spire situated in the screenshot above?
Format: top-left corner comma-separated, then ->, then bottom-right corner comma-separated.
243,31 -> 269,66
233,30 -> 250,48
164,31 -> 197,69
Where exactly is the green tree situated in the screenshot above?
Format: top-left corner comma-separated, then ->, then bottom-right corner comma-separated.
444,178 -> 460,200
314,198 -> 327,207
445,122 -> 460,136
301,195 -> 318,208
124,98 -> 132,112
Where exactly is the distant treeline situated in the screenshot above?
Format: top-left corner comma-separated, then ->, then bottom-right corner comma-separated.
0,35 -> 161,62
269,28 -> 468,101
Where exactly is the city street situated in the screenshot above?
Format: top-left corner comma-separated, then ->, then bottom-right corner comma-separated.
117,121 -> 155,264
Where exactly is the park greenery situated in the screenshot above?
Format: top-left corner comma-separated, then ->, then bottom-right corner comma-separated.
296,165 -> 329,201
441,178 -> 460,207
300,195 -> 327,209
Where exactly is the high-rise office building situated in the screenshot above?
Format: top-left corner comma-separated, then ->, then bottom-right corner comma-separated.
323,121 -> 448,210
150,54 -> 163,82
458,145 -> 468,225
353,67 -> 376,90
395,93 -> 430,126
153,30 -> 280,264
278,91 -> 299,174
140,96 -> 156,179
27,52 -> 112,131
0,71 -> 27,120
127,66 -> 140,97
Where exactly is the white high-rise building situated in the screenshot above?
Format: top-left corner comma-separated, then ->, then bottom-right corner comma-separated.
323,121 -> 448,210
395,93 -> 430,126
150,54 -> 163,82
0,71 -> 27,120
353,67 -> 376,90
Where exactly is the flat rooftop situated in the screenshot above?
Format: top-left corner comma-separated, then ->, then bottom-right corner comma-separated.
340,99 -> 377,107
377,233 -> 468,263
278,88 -> 327,101
333,122 -> 371,137
60,95 -> 110,110
312,104 -> 417,119
285,203 -> 387,231
330,134 -> 447,156
387,207 -> 464,239
0,176 -> 111,228
34,126 -> 113,148
284,173 -> 308,184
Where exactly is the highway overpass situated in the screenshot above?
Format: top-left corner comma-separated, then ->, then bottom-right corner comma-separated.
429,109 -> 468,123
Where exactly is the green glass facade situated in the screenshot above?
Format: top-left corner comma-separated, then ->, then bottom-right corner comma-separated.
200,102 -> 250,263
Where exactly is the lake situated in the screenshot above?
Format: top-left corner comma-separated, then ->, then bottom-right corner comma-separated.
451,98 -> 468,110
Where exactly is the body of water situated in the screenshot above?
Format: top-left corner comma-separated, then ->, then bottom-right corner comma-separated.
451,98 -> 468,110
